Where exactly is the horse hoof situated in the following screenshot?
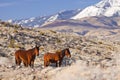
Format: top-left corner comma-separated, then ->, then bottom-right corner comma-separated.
18,66 -> 21,68
31,68 -> 35,71
16,66 -> 21,69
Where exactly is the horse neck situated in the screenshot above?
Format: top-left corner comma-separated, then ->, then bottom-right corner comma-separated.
60,49 -> 66,58
27,48 -> 36,56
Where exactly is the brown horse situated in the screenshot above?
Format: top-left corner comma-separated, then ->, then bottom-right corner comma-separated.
14,45 -> 39,68
44,48 -> 71,67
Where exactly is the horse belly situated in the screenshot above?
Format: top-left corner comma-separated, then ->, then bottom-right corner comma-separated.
18,52 -> 28,62
49,59 -> 57,63
44,53 -> 59,63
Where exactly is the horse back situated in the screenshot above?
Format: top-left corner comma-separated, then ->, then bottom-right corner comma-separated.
15,50 -> 28,60
44,53 -> 60,62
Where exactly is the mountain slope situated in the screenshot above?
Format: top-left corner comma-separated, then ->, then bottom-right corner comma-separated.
41,16 -> 120,29
9,9 -> 81,27
72,0 -> 120,19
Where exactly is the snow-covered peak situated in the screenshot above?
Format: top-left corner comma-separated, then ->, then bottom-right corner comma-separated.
95,0 -> 120,8
44,9 -> 81,23
46,14 -> 59,22
72,0 -> 120,19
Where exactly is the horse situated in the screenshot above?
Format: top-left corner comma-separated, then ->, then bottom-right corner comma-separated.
44,48 -> 71,67
14,45 -> 39,68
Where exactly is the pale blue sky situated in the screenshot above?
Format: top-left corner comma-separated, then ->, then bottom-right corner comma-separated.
0,0 -> 100,20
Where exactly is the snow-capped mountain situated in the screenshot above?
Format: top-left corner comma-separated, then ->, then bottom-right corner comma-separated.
8,0 -> 120,27
9,9 -> 81,27
72,0 -> 120,19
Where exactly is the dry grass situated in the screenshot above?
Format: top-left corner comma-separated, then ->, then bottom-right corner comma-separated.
0,21 -> 120,80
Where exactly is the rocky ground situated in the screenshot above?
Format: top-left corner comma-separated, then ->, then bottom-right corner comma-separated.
0,21 -> 120,80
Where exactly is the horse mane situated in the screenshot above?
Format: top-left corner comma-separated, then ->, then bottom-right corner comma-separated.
61,49 -> 66,58
27,48 -> 34,53
56,48 -> 69,58
25,47 -> 38,55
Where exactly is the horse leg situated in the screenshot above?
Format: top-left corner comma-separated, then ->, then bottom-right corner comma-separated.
44,61 -> 49,67
59,61 -> 62,67
16,57 -> 21,66
23,60 -> 28,67
28,58 -> 33,68
23,62 -> 27,67
16,59 -> 21,69
31,61 -> 34,68
55,61 -> 59,67
15,56 -> 21,65
18,59 -> 21,66
47,61 -> 50,67
44,61 -> 47,67
23,62 -> 26,66
15,58 -> 18,65
26,62 -> 28,67
44,61 -> 46,67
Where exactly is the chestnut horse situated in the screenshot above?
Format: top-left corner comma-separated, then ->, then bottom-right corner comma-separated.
15,45 -> 39,68
44,48 -> 71,67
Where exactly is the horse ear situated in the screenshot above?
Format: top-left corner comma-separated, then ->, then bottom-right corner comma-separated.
35,44 -> 37,48
35,42 -> 38,46
35,44 -> 40,48
36,45 -> 39,47
66,47 -> 69,50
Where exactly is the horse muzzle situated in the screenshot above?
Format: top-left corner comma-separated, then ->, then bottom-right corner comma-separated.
37,54 -> 39,56
68,55 -> 71,58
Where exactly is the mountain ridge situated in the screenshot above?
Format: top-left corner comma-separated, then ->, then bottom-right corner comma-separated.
72,0 -> 120,19
9,9 -> 81,27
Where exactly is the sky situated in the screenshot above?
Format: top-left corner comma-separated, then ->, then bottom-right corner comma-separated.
0,0 -> 100,20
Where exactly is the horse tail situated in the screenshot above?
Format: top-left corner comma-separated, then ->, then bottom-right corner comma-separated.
14,50 -> 20,65
15,57 -> 17,65
15,51 -> 18,65
44,53 -> 49,67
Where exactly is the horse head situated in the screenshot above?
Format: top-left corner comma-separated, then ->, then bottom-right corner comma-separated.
64,48 -> 71,58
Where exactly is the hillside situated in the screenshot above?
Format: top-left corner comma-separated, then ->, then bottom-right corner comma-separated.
40,16 -> 120,42
42,16 -> 120,29
0,21 -> 120,80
